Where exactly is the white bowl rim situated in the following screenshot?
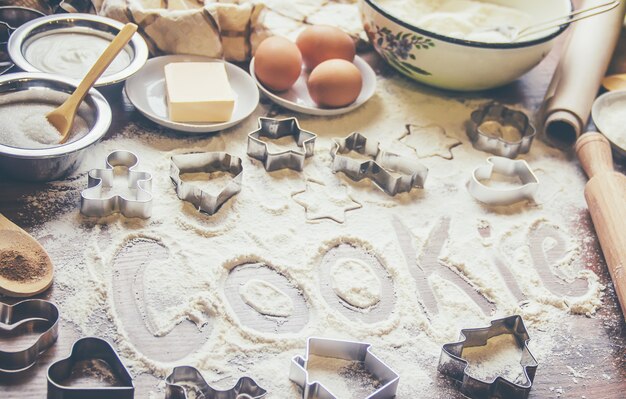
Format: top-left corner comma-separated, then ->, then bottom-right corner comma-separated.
8,13 -> 149,87
591,89 -> 626,155
363,0 -> 573,49
0,72 -> 112,158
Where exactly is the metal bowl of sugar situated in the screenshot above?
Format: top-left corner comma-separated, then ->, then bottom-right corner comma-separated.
0,72 -> 112,181
7,13 -> 148,88
591,90 -> 626,158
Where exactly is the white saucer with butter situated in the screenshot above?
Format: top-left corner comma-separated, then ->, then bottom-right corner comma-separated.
125,55 -> 259,133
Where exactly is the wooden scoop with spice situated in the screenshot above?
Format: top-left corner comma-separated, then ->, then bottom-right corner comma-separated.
0,213 -> 53,297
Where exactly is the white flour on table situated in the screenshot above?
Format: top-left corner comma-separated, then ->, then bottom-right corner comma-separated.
15,75 -> 604,398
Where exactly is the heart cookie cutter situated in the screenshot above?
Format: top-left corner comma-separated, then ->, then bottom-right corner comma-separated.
0,299 -> 59,374
330,132 -> 428,196
247,117 -> 317,172
165,366 -> 267,399
81,150 -> 153,219
290,337 -> 399,399
468,157 -> 538,206
438,315 -> 538,399
468,102 -> 536,159
170,152 -> 243,215
47,337 -> 134,399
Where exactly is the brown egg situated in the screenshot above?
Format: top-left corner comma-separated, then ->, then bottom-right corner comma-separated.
307,59 -> 362,108
296,25 -> 356,70
254,36 -> 302,91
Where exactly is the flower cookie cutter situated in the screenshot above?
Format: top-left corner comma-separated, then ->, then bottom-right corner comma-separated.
165,366 -> 267,399
330,132 -> 428,196
438,315 -> 538,399
247,117 -> 317,172
170,152 -> 243,215
468,102 -> 536,159
47,337 -> 134,399
290,337 -> 399,399
0,299 -> 59,374
80,150 -> 153,219
468,157 -> 539,206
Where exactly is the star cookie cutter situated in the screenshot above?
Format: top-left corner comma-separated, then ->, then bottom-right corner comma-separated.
330,132 -> 428,196
165,366 -> 267,399
170,152 -> 243,215
468,157 -> 539,206
468,102 -> 536,159
438,315 -> 538,399
247,117 -> 317,172
0,299 -> 59,374
290,337 -> 399,399
80,150 -> 153,219
47,337 -> 134,399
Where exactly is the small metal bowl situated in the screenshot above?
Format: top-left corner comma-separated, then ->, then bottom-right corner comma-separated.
7,13 -> 148,88
0,72 -> 112,181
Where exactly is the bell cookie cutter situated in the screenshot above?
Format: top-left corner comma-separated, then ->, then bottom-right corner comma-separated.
468,157 -> 538,206
170,152 -> 243,215
330,132 -> 428,196
80,150 -> 153,219
290,337 -> 399,399
47,337 -> 134,399
247,117 -> 317,172
165,366 -> 267,399
438,315 -> 538,399
0,299 -> 59,374
468,103 -> 536,159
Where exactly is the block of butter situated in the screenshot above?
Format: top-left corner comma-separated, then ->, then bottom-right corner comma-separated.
164,62 -> 235,123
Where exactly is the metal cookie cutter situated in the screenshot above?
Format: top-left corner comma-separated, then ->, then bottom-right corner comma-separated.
0,299 -> 59,374
47,337 -> 134,399
438,315 -> 538,399
330,132 -> 428,196
170,152 -> 243,215
468,157 -> 539,206
165,366 -> 267,399
290,337 -> 399,399
468,103 -> 536,159
247,117 -> 317,172
81,150 -> 153,219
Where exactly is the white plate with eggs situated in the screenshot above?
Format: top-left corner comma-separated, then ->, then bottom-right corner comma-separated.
125,55 -> 259,133
250,55 -> 376,116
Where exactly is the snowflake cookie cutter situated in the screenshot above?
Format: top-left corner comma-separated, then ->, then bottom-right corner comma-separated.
468,102 -> 536,159
438,315 -> 538,399
170,152 -> 243,215
47,337 -> 134,399
468,157 -> 539,206
247,117 -> 317,172
330,132 -> 428,196
290,337 -> 399,399
0,299 -> 59,374
80,150 -> 153,219
165,366 -> 267,399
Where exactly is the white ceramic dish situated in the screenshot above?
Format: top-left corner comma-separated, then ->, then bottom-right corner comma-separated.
591,90 -> 626,157
249,55 -> 376,116
125,55 -> 259,133
360,0 -> 572,91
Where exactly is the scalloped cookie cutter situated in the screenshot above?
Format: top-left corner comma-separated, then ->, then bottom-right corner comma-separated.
47,337 -> 134,399
330,132 -> 428,196
0,299 -> 59,374
290,337 -> 399,399
468,103 -> 536,159
165,366 -> 267,399
170,152 -> 243,215
80,150 -> 153,219
247,117 -> 317,172
438,315 -> 538,399
468,157 -> 538,206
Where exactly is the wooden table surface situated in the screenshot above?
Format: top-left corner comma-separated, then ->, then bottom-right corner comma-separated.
2,28 -> 626,399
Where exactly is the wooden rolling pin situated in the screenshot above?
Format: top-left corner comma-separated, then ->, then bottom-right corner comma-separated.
576,132 -> 626,318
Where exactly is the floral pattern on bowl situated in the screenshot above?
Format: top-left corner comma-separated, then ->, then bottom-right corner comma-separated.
367,23 -> 434,78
